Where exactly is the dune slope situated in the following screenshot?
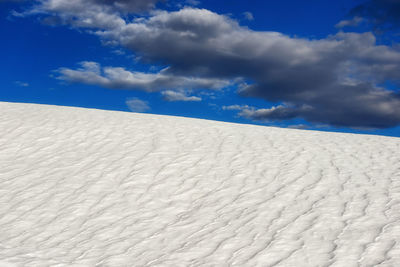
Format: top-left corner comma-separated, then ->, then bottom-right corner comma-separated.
0,102 -> 400,266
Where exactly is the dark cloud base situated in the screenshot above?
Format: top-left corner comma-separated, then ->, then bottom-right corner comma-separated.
349,0 -> 400,32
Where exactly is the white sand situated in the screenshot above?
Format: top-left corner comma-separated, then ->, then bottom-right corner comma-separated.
0,101 -> 399,266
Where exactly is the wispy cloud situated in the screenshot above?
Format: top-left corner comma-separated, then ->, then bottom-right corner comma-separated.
14,81 -> 29,87
222,105 -> 250,111
161,90 -> 201,102
126,97 -> 150,112
335,16 -> 363,28
242,11 -> 254,21
56,61 -> 230,92
184,0 -> 200,6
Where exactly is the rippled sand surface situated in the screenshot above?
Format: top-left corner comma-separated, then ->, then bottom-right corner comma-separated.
1,102 -> 400,266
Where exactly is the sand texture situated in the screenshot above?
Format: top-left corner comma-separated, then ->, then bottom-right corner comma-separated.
0,102 -> 400,266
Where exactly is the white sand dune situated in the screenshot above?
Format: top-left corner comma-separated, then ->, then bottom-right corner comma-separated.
0,101 -> 400,266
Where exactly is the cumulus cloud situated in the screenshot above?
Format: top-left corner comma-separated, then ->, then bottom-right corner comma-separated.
161,90 -> 201,101
126,97 -> 150,112
17,4 -> 400,128
99,8 -> 400,128
56,61 -> 230,92
236,96 -> 400,129
21,0 -> 163,28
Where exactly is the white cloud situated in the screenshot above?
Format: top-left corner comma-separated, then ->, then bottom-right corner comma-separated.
57,61 -> 230,92
161,90 -> 201,102
126,97 -> 150,112
335,16 -> 364,28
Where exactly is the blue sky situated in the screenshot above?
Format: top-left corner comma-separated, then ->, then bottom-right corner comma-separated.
1,0 -> 400,137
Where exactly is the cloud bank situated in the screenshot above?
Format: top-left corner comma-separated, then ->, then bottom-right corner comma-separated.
17,1 -> 400,128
